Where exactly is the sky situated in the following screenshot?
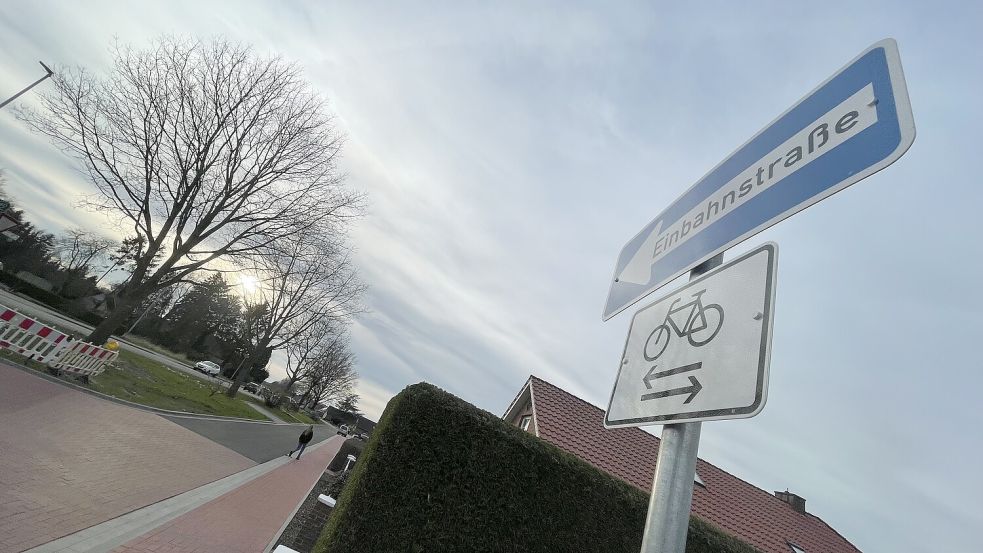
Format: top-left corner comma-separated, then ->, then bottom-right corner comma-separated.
1,2 -> 981,552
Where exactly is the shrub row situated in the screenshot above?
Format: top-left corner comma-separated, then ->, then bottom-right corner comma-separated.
0,271 -> 106,328
315,383 -> 760,553
0,271 -> 69,310
326,438 -> 366,472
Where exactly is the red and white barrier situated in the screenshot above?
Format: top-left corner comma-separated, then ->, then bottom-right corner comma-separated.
48,341 -> 118,377
0,304 -> 118,377
0,307 -> 70,363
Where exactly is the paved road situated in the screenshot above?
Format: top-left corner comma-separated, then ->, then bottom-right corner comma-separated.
0,362 -> 341,552
115,438 -> 344,553
0,288 -> 266,401
163,415 -> 339,463
0,288 -> 207,375
0,362 -> 256,553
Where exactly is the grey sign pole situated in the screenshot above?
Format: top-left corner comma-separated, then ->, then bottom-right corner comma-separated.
639,253 -> 722,553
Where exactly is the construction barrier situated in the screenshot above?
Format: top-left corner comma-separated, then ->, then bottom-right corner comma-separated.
0,306 -> 70,362
48,340 -> 119,378
0,304 -> 117,377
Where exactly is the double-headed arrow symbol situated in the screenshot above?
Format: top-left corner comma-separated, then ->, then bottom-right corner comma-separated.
640,361 -> 703,404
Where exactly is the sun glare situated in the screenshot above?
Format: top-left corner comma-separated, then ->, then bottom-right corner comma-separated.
240,275 -> 259,294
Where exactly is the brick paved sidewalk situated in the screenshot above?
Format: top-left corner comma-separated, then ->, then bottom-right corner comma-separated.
115,436 -> 344,553
0,363 -> 256,553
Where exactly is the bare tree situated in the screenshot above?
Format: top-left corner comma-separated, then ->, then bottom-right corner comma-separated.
298,343 -> 357,410
53,227 -> 116,273
19,37 -> 359,343
228,235 -> 363,397
284,316 -> 343,395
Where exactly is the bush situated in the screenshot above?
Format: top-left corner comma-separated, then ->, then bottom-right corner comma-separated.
73,310 -> 105,327
315,383 -> 760,553
326,438 -> 367,472
0,271 -> 69,310
324,471 -> 350,499
0,272 -> 106,328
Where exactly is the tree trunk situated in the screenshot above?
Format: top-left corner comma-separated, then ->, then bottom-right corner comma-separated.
226,346 -> 264,398
85,294 -> 142,344
87,255 -> 159,344
285,373 -> 302,395
297,385 -> 313,410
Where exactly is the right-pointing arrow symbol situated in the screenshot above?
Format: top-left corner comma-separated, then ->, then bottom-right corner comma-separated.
640,375 -> 703,404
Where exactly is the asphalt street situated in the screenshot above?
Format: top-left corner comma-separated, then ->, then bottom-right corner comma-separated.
162,415 -> 341,463
0,288 -> 267,401
0,288 -> 187,368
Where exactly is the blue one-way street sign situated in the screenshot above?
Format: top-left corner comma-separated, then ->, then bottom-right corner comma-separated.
602,39 -> 914,321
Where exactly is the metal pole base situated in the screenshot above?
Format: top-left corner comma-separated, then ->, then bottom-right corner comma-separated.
639,252 -> 721,553
640,422 -> 702,553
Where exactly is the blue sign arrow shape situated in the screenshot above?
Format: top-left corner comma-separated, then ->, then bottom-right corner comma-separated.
603,39 -> 915,321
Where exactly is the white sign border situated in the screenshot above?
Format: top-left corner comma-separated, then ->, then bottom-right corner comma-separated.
603,242 -> 779,428
602,38 -> 914,321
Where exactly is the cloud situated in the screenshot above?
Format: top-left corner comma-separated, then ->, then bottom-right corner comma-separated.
1,2 -> 982,552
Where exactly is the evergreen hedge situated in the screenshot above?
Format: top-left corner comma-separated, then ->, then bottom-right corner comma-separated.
315,383 -> 760,553
0,271 -> 69,310
327,438 -> 367,472
0,272 -> 105,328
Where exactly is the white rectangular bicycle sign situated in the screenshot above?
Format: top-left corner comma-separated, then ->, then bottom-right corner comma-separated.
604,243 -> 778,427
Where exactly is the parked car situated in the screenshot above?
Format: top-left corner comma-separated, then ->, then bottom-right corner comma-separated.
193,360 -> 221,376
243,382 -> 260,393
336,424 -> 350,437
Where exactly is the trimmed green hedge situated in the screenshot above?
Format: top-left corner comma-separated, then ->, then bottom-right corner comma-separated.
327,438 -> 367,472
315,383 -> 760,553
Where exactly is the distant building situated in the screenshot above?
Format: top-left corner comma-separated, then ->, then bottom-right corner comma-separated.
322,405 -> 376,435
503,376 -> 861,553
0,203 -> 21,235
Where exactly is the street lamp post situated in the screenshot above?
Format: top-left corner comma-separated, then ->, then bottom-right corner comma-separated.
0,62 -> 54,111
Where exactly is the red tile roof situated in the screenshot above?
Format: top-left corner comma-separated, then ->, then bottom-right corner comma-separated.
520,376 -> 861,553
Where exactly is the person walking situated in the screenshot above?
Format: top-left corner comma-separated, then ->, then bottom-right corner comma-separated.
288,425 -> 314,460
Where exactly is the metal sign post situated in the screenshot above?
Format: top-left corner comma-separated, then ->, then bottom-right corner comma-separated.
640,254 -> 720,553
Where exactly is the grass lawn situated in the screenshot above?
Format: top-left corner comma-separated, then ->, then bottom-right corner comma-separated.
1,348 -> 268,421
86,350 -> 268,420
120,334 -> 196,365
244,397 -> 320,425
279,409 -> 318,425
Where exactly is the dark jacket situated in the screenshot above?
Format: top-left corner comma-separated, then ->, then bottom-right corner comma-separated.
299,428 -> 314,444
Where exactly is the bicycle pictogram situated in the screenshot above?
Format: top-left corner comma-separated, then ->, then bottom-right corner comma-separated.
643,288 -> 724,362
